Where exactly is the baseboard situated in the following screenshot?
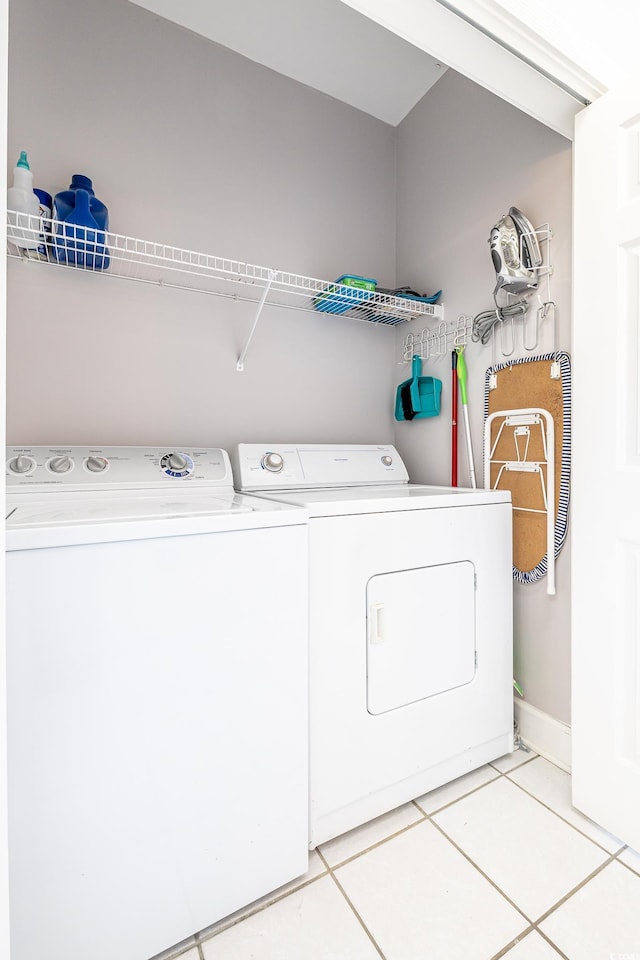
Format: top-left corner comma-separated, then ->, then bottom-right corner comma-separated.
514,699 -> 571,772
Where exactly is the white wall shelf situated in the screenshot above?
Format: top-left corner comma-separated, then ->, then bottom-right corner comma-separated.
7,211 -> 443,370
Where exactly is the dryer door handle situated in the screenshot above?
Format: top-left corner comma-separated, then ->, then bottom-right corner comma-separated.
369,602 -> 385,644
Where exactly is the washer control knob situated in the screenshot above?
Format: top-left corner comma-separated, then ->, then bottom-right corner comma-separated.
85,456 -> 109,473
48,455 -> 73,474
8,455 -> 36,474
160,452 -> 193,478
262,452 -> 284,473
381,455 -> 393,466
166,452 -> 188,471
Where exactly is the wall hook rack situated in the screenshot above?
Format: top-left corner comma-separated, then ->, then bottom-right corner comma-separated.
401,314 -> 468,363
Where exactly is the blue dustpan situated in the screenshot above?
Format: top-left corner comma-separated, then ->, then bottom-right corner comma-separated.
395,356 -> 442,421
395,355 -> 422,420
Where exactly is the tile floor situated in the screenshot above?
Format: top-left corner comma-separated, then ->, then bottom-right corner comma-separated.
153,748 -> 640,960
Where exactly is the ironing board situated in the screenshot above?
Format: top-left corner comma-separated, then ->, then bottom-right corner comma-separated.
483,352 -> 571,590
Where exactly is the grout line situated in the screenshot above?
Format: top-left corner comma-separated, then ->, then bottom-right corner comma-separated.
427,792 -> 615,960
320,763 -> 515,872
315,846 -> 330,870
530,853 -> 618,927
428,769 -> 620,945
319,812 -> 428,870
488,752 -> 539,775
415,771 -> 502,817
149,938 -> 199,960
504,770 -> 625,856
319,784 -> 595,960
615,850 -> 640,879
317,758 -> 533,871
196,943 -> 205,960
485,927 -> 538,960
535,927 -> 572,959
428,817 -> 534,925
195,867 -> 328,946
318,848 -> 388,960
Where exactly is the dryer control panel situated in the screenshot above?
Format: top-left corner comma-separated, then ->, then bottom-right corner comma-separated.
234,443 -> 409,491
6,446 -> 232,491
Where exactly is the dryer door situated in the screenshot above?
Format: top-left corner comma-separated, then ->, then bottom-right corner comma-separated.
366,561 -> 476,715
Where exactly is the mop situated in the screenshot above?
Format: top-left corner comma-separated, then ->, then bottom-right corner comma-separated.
451,350 -> 458,486
455,347 -> 477,488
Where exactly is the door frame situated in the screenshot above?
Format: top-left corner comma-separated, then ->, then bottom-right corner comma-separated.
339,0 -> 596,138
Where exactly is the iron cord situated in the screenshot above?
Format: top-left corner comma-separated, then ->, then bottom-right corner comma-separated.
471,299 -> 529,345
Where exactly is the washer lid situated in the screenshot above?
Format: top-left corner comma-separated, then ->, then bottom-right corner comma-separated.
250,483 -> 512,517
6,491 -> 253,527
6,490 -> 307,550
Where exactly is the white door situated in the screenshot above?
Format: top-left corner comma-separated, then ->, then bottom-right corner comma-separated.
572,68 -> 640,851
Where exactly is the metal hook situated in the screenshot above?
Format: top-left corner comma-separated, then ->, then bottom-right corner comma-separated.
524,303 -> 539,352
500,315 -> 515,357
454,315 -> 468,349
402,332 -> 414,363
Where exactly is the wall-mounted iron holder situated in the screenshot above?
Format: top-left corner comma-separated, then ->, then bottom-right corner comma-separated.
491,223 -> 556,364
487,222 -> 561,379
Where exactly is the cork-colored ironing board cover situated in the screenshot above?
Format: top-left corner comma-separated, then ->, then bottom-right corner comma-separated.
484,352 -> 571,585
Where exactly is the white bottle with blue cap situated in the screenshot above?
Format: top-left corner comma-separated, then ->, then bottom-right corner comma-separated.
7,150 -> 41,251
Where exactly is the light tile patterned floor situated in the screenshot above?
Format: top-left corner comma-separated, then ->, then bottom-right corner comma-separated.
152,750 -> 640,960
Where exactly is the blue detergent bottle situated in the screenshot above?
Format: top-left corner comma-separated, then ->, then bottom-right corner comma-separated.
52,174 -> 110,269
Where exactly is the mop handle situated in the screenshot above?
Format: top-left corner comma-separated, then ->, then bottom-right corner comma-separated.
462,406 -> 477,489
456,347 -> 477,489
451,351 -> 458,486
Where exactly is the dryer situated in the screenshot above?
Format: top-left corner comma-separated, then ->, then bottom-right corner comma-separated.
5,446 -> 309,960
234,442 -> 514,847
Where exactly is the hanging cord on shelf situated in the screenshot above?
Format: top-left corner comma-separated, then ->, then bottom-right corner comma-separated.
470,299 -> 529,346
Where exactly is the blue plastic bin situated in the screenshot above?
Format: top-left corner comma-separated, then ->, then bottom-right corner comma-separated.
313,274 -> 377,315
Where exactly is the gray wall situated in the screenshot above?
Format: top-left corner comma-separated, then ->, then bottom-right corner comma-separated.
7,0 -> 573,724
395,71 -> 573,723
7,0 -> 398,449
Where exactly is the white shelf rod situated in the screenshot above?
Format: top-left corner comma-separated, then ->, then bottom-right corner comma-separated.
236,269 -> 277,372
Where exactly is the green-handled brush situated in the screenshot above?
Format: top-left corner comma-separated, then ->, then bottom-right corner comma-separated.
455,347 -> 477,489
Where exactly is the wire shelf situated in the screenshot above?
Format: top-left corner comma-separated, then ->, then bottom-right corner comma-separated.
6,211 -> 444,327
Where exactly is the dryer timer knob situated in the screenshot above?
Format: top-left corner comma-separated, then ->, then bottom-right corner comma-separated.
49,455 -> 73,474
85,456 -> 109,473
8,455 -> 35,474
382,455 -> 393,466
262,452 -> 284,473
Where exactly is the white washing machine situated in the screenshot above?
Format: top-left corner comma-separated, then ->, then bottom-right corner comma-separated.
5,446 -> 309,960
234,442 -> 514,847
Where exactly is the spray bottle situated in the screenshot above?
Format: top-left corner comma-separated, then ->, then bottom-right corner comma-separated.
7,151 -> 41,251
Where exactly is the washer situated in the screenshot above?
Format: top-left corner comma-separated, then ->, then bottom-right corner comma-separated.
5,446 -> 309,960
234,442 -> 513,847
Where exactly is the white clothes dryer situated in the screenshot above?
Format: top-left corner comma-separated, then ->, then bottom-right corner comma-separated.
234,443 -> 514,847
5,446 -> 309,960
